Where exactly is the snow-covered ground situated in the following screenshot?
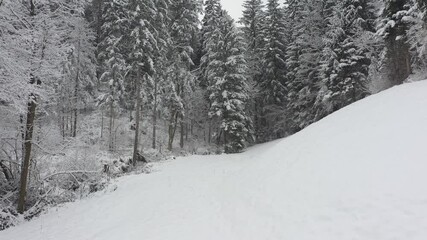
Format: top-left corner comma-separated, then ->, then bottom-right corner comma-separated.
2,81 -> 427,239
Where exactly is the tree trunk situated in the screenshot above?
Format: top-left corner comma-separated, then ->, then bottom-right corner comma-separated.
17,78 -> 39,214
108,100 -> 114,152
152,79 -> 158,149
185,122 -> 189,141
72,74 -> 79,138
191,119 -> 194,136
72,32 -> 82,138
65,115 -> 67,136
168,111 -> 178,151
168,113 -> 175,151
217,128 -> 222,146
180,116 -> 184,149
20,115 -> 25,161
224,130 -> 228,153
152,110 -> 157,149
70,111 -> 73,136
61,107 -> 65,139
100,110 -> 104,139
208,120 -> 212,144
254,100 -> 259,142
132,74 -> 141,167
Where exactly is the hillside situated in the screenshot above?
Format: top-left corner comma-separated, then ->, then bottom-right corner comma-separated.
1,81 -> 427,239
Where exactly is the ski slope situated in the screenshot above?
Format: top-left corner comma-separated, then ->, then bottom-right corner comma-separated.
2,81 -> 427,240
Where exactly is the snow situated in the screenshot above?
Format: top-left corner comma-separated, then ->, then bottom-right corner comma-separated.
2,81 -> 427,239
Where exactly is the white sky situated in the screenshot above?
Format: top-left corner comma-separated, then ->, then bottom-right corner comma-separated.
220,0 -> 285,22
220,0 -> 246,21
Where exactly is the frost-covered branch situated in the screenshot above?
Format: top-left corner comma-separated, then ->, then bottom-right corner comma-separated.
43,170 -> 100,181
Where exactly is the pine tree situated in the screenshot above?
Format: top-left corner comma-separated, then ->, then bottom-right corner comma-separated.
56,2 -> 97,138
315,0 -> 374,118
240,0 -> 265,50
259,0 -> 288,140
208,11 -> 253,153
200,0 -> 222,89
200,0 -> 223,143
240,0 -> 266,142
377,0 -> 412,87
97,0 -> 128,151
285,0 -> 329,132
127,0 -> 158,165
145,0 -> 171,150
164,0 -> 201,150
407,0 -> 427,69
285,0 -> 310,133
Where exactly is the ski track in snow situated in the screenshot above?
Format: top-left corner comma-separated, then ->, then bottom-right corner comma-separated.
2,81 -> 427,239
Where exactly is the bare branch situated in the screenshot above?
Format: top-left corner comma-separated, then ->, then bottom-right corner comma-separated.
32,142 -> 66,156
9,8 -> 31,29
43,170 -> 99,181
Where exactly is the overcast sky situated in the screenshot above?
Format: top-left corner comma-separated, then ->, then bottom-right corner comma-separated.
220,0 -> 245,21
220,0 -> 285,22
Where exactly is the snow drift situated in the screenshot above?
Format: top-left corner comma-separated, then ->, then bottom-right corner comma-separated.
2,81 -> 427,239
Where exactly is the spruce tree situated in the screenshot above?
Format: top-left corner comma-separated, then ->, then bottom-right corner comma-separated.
200,0 -> 223,143
284,0 -> 307,133
208,11 -> 253,153
240,0 -> 266,142
146,0 -> 171,150
127,0 -> 158,164
200,0 -> 223,89
377,0 -> 412,87
240,0 -> 265,52
259,0 -> 288,140
407,0 -> 427,69
97,0 -> 128,151
285,0 -> 329,132
165,0 -> 201,150
315,0 -> 374,118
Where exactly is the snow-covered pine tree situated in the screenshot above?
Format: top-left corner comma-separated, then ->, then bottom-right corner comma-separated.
143,0 -> 171,150
284,0 -> 305,127
208,11 -> 253,153
200,0 -> 222,88
200,0 -> 223,85
240,0 -> 266,142
200,0 -> 223,143
164,0 -> 201,150
127,0 -> 158,164
315,0 -> 374,119
285,0 -> 310,133
407,0 -> 427,71
240,0 -> 265,52
202,0 -> 222,48
259,0 -> 288,140
285,0 -> 330,133
97,0 -> 128,151
59,2 -> 97,138
377,0 -> 412,88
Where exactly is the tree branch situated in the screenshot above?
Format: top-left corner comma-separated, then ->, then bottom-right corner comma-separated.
43,170 -> 99,181
32,142 -> 66,156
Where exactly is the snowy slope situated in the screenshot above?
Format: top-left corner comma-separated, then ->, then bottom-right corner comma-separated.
2,81 -> 427,240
